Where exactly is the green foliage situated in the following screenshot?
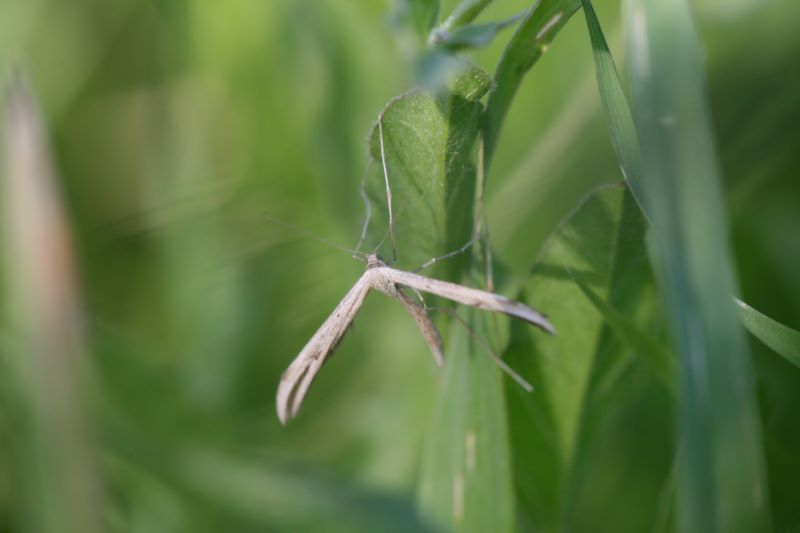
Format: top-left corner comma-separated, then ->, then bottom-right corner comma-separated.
622,1 -> 770,530
507,185 -> 671,530
579,0 -> 645,207
1,0 -> 799,532
430,13 -> 525,51
419,310 -> 515,532
439,0 -> 496,31
364,66 -> 491,271
737,299 -> 800,369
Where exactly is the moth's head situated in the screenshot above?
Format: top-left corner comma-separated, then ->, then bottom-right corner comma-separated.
366,253 -> 385,269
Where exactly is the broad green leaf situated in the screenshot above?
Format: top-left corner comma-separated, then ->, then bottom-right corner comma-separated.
736,298 -> 800,368
429,12 -> 524,51
623,0 -> 771,530
483,0 -> 581,169
418,309 -> 514,532
571,273 -> 674,394
558,186 -> 672,530
366,68 -> 492,272
505,185 -> 668,529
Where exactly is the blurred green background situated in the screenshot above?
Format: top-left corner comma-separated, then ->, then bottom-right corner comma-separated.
1,0 -> 799,531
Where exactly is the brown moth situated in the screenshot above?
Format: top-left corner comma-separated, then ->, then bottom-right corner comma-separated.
276,254 -> 554,424
276,110 -> 554,424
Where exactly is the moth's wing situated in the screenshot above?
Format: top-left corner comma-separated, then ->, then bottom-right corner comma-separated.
392,289 -> 444,366
276,277 -> 372,424
387,268 -> 556,334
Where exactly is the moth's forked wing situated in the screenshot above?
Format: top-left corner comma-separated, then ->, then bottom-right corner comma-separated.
276,277 -> 372,424
387,269 -> 556,335
393,289 -> 444,366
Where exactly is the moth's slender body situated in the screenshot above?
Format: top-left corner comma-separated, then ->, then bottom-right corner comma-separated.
277,254 -> 554,424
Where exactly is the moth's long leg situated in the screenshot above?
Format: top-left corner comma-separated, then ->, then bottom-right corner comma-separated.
431,307 -> 533,392
391,287 -> 444,366
276,276 -> 372,424
385,268 -> 555,334
413,238 -> 475,273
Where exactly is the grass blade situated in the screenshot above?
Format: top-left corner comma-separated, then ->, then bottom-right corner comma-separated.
622,0 -> 771,530
580,0 -> 646,209
736,298 -> 800,368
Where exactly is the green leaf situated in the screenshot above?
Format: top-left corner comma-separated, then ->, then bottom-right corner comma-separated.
439,0 -> 495,32
362,65 -> 510,531
365,67 -> 513,532
505,185 -> 669,529
429,12 -> 524,51
571,272 -> 674,394
418,310 -> 514,532
622,0 -> 771,530
366,67 -> 492,272
483,0 -> 582,169
736,298 -> 800,368
579,0 -> 646,210
365,64 -> 515,532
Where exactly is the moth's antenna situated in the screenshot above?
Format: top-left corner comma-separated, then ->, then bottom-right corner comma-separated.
377,117 -> 398,263
353,160 -> 374,257
430,307 -> 534,393
262,212 -> 366,261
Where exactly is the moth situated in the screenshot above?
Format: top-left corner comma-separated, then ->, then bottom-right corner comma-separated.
276,253 -> 554,424
276,115 -> 555,424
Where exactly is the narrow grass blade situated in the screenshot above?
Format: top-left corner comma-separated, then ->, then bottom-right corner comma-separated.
580,0 -> 646,209
736,298 -> 800,368
623,0 -> 771,530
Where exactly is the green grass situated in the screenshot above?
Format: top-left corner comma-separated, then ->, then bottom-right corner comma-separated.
1,0 -> 800,531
